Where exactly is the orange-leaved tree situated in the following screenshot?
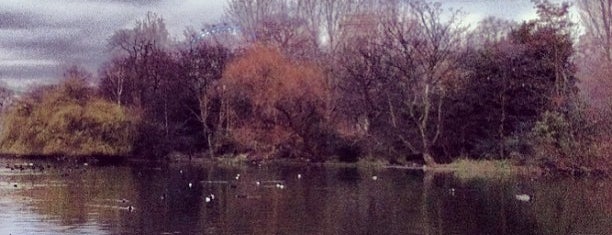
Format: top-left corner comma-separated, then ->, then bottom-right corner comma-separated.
222,44 -> 329,160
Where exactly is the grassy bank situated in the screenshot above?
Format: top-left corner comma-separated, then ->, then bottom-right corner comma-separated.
432,159 -> 541,179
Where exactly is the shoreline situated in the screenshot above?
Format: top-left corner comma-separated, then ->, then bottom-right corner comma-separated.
0,153 -> 607,178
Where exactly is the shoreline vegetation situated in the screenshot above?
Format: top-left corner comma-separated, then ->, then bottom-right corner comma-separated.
0,1 -> 610,177
2,152 -> 606,178
156,156 -> 609,178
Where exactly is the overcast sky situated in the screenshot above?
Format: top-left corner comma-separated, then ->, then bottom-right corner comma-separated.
0,0 -> 547,91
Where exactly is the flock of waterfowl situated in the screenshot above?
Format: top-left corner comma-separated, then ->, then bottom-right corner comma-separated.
2,161 -> 95,191
5,161 -> 91,173
3,161 -> 533,215
5,162 -> 47,172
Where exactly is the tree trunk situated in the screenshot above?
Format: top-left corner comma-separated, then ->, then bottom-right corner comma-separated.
199,96 -> 216,158
207,133 -> 215,158
423,152 -> 437,166
499,92 -> 506,159
422,136 -> 437,166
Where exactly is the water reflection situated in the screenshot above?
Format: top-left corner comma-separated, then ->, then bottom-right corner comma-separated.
0,159 -> 610,234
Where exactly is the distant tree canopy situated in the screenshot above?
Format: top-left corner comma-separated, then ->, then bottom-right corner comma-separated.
576,0 -> 612,108
0,67 -> 138,156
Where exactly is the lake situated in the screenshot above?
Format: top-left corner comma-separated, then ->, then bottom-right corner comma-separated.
0,158 -> 610,235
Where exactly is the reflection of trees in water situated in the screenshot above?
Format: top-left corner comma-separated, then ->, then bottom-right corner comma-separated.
131,165 -> 207,234
420,174 -> 612,235
533,179 -> 612,235
21,166 -> 137,227
336,167 -> 361,183
11,163 -> 612,235
422,174 -> 542,235
320,169 -> 425,234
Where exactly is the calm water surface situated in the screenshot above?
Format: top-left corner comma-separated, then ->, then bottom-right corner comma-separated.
0,158 -> 610,235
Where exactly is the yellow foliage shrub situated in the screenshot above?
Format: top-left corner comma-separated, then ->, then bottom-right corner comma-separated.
0,78 -> 138,157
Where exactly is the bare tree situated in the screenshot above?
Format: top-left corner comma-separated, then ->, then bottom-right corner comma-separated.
468,17 -> 516,47
577,0 -> 612,107
99,58 -> 128,106
108,12 -> 171,56
339,0 -> 465,165
225,0 -> 277,41
226,0 -> 309,49
0,82 -> 14,112
578,0 -> 612,62
104,12 -> 171,109
317,0 -> 365,53
101,12 -> 185,143
178,43 -> 230,157
226,0 -> 365,57
386,1 -> 465,165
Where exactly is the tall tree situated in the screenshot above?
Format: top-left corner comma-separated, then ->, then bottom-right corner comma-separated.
101,13 -> 199,157
222,45 -> 329,160
226,0 -> 318,57
337,0 -> 466,165
448,0 -> 579,160
102,12 -> 171,109
576,0 -> 612,107
387,0 -> 465,165
177,42 -> 231,157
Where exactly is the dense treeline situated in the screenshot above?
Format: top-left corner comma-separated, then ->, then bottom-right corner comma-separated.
0,0 -> 610,171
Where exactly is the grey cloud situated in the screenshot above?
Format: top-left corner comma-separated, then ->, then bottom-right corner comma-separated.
0,65 -> 60,80
0,27 -> 93,58
87,0 -> 163,5
0,11 -> 39,29
0,0 -> 179,87
0,0 -> 536,91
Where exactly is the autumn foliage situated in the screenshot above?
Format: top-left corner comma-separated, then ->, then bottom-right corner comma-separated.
0,68 -> 138,156
0,1 -> 609,172
222,45 -> 330,160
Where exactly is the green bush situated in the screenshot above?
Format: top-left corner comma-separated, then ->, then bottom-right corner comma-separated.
530,111 -> 574,160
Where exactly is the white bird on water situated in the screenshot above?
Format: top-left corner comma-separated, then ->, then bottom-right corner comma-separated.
235,174 -> 241,180
297,174 -> 302,179
371,176 -> 378,181
205,193 -> 215,203
188,182 -> 193,189
515,194 -> 531,202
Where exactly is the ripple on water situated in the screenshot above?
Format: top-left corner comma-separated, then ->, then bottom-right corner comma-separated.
0,192 -> 110,235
